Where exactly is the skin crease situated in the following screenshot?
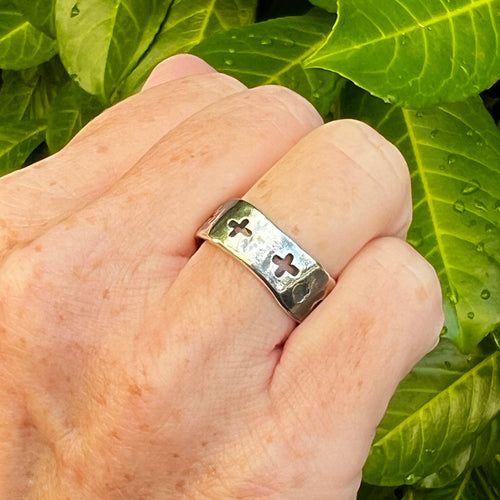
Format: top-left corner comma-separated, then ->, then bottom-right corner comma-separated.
0,55 -> 444,499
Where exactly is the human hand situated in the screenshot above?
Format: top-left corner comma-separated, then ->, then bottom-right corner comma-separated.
0,55 -> 443,499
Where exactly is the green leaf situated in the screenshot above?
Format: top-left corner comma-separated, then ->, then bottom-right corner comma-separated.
480,455 -> 500,496
308,0 -> 337,13
191,13 -> 342,117
417,413 -> 500,488
0,120 -> 45,175
0,2 -> 57,70
55,0 -> 173,101
341,86 -> 500,351
10,0 -> 56,37
362,339 -> 500,485
403,467 -> 500,499
0,57 -> 68,121
120,0 -> 258,97
357,482 -> 400,499
46,81 -> 103,153
306,0 -> 500,108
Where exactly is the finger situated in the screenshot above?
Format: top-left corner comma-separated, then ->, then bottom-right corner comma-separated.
28,84 -> 323,281
0,57 -> 244,259
267,237 -> 443,496
163,119 -> 412,371
141,54 -> 216,90
0,84 -> 323,486
1,85 -> 323,354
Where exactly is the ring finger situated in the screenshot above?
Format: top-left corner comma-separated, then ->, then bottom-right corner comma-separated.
162,119 -> 413,370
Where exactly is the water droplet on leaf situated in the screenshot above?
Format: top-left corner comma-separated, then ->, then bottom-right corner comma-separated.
228,48 -> 235,53
415,111 -> 424,118
441,325 -> 448,335
467,312 -> 475,319
71,4 -> 80,17
481,289 -> 491,300
430,129 -> 439,138
461,180 -> 481,195
400,34 -> 409,45
460,64 -> 471,76
444,360 -> 451,368
476,242 -> 485,252
261,38 -> 273,46
485,222 -> 496,233
224,59 -> 233,66
466,129 -> 474,137
447,154 -> 457,164
473,200 -> 488,212
453,200 -> 465,213
447,289 -> 459,304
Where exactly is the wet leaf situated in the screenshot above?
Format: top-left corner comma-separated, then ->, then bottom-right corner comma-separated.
307,0 -> 500,107
417,413 -> 500,488
402,465 -> 500,499
120,0 -> 258,97
362,339 -> 500,485
191,12 -> 342,117
55,0 -> 173,100
342,85 -> 500,351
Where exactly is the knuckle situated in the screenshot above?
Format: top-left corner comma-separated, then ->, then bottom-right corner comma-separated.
318,119 -> 409,190
0,247 -> 41,330
370,237 -> 443,312
2,242 -> 43,283
71,72 -> 246,145
310,119 -> 412,231
188,70 -> 247,94
248,85 -> 323,128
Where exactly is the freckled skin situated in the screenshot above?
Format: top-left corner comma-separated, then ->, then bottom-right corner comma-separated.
0,55 -> 443,499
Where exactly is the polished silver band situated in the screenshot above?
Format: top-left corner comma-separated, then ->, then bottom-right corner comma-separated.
196,199 -> 335,322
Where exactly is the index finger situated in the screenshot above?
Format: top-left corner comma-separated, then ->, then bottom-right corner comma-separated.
0,55 -> 245,259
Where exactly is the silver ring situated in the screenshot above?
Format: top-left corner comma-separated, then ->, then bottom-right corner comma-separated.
196,199 -> 335,322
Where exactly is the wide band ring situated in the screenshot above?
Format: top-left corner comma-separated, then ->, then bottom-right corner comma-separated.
196,199 -> 335,322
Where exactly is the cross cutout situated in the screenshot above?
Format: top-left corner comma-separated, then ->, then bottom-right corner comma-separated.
272,253 -> 299,278
228,218 -> 252,237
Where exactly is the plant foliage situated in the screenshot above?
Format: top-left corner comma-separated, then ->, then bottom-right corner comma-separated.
0,0 -> 498,496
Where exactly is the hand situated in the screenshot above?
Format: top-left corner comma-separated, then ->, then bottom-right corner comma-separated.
0,55 -> 443,499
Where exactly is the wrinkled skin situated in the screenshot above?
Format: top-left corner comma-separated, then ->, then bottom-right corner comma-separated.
0,55 -> 443,499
